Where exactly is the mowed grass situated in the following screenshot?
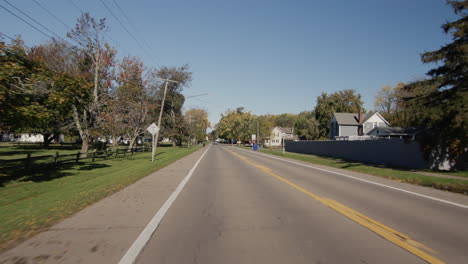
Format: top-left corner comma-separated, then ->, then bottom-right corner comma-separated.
239,146 -> 468,194
0,145 -> 201,250
0,142 -> 80,160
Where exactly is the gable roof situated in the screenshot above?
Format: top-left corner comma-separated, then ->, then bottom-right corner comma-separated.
332,113 -> 363,126
276,127 -> 294,134
332,112 -> 389,126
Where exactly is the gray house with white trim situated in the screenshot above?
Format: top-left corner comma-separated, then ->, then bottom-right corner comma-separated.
329,112 -> 389,139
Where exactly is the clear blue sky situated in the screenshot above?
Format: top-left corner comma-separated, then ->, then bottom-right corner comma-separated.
0,0 -> 458,127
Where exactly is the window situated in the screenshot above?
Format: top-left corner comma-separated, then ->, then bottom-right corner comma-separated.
373,122 -> 378,128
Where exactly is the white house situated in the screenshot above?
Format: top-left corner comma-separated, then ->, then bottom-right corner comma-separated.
264,127 -> 297,147
329,111 -> 390,139
1,133 -> 44,142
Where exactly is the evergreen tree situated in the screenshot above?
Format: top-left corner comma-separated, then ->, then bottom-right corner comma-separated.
403,0 -> 467,167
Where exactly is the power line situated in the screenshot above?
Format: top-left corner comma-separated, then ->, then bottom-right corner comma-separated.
2,0 -> 67,42
98,0 -> 161,67
110,0 -> 153,54
66,0 -> 133,57
0,32 -> 16,41
0,3 -> 54,40
32,0 -> 71,30
68,0 -> 84,14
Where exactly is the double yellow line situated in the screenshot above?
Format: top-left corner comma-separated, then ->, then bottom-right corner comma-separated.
227,149 -> 444,264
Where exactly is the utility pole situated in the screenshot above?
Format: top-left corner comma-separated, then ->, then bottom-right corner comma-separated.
153,78 -> 178,156
188,115 -> 192,147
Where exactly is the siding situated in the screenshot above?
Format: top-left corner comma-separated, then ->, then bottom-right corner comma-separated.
339,125 -> 358,137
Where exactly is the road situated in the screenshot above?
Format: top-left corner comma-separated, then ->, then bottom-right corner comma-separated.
131,145 -> 468,264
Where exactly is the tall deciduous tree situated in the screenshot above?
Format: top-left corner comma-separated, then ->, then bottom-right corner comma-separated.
0,38 -> 86,147
67,13 -> 116,155
314,89 -> 364,138
152,65 -> 192,145
185,108 -> 210,144
115,56 -> 154,150
294,111 -> 319,140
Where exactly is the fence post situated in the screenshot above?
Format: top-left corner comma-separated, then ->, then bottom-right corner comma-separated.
92,149 -> 97,162
25,153 -> 31,169
75,152 -> 80,164
54,151 -> 59,163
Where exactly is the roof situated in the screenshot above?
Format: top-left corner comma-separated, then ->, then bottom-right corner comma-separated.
368,127 -> 425,136
332,112 -> 389,126
276,127 -> 294,133
332,113 -> 364,126
369,127 -> 407,135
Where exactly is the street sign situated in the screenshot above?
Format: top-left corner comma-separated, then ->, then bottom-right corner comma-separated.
147,123 -> 160,163
147,123 -> 159,135
251,134 -> 256,141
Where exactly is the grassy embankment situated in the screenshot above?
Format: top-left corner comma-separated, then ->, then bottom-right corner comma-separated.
0,143 -> 201,250
238,146 -> 468,194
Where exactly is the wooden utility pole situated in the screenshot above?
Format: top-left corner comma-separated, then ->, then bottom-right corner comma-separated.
153,78 -> 178,156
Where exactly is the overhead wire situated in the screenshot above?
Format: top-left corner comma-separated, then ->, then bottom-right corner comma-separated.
32,0 -> 71,30
66,0 -> 133,57
98,0 -> 160,68
0,2 -> 54,40
2,0 -> 68,43
0,32 -> 16,41
110,0 -> 153,55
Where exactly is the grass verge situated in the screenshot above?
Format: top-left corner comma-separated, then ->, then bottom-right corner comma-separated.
239,146 -> 468,194
0,146 -> 201,250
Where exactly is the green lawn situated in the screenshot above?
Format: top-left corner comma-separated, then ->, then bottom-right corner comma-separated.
0,142 -> 80,160
240,146 -> 468,194
0,145 -> 201,250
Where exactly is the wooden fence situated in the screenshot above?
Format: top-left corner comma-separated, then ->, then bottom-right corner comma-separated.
0,147 -> 148,171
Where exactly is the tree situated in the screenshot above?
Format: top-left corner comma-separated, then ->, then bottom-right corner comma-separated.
0,38 -> 85,147
185,108 -> 210,144
314,89 -> 364,138
114,56 -> 154,150
67,13 -> 116,155
274,113 -> 297,128
216,108 -> 256,142
374,83 -> 404,123
402,1 -> 467,167
152,65 -> 192,145
294,111 -> 319,140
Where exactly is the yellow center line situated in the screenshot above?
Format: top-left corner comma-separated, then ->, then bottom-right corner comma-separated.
226,149 -> 444,264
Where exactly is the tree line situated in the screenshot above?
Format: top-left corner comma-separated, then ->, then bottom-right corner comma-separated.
0,13 -> 210,154
215,89 -> 364,142
216,1 -> 466,165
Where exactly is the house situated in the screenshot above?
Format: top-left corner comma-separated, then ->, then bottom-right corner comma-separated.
367,127 -> 424,139
264,127 -> 298,147
329,111 -> 390,139
1,133 -> 44,142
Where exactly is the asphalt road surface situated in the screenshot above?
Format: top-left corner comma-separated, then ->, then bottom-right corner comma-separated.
131,145 -> 468,264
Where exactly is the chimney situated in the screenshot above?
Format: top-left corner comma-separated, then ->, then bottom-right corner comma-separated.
358,109 -> 363,136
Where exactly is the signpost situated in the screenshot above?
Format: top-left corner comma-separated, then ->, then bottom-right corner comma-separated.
281,133 -> 286,154
147,123 -> 160,163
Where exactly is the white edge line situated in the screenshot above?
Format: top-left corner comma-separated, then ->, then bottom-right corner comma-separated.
231,147 -> 468,209
119,145 -> 211,264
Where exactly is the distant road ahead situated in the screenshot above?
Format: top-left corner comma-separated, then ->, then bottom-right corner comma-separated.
134,145 -> 468,264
